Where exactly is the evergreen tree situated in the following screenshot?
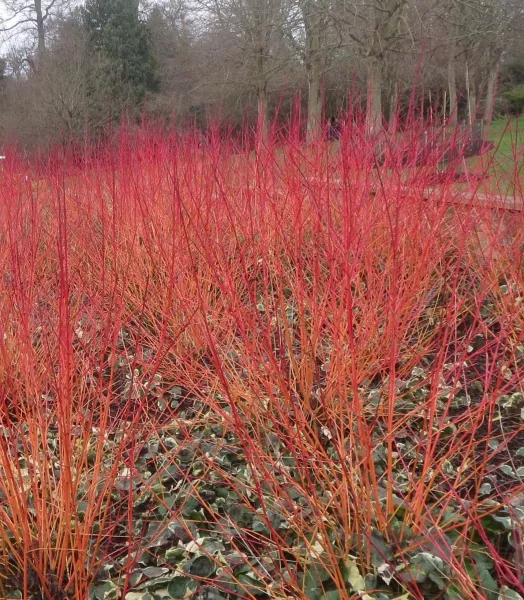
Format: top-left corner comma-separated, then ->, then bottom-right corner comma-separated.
82,0 -> 159,107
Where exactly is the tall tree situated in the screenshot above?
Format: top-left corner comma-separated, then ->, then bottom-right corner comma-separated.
147,1 -> 199,118
330,0 -> 410,133
298,0 -> 331,140
82,0 -> 159,107
0,0 -> 71,64
194,0 -> 291,138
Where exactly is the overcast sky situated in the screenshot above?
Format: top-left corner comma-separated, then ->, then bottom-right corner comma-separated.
0,2 -> 24,52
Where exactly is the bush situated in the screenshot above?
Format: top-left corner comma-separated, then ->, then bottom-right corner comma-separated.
503,85 -> 524,115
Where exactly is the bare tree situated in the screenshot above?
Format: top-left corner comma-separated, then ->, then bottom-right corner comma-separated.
440,0 -> 522,126
0,0 -> 71,64
327,0 -> 410,133
37,18 -> 114,140
147,0 -> 203,119
193,0 -> 292,138
297,0 -> 330,139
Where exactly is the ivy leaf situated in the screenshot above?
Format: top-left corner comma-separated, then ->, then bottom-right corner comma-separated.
320,592 -> 341,600
167,576 -> 198,599
237,574 -> 266,596
199,586 -> 226,600
342,558 -> 365,592
492,513 -> 513,529
303,563 -> 331,599
498,588 -> 524,600
184,555 -> 216,577
406,552 -> 446,584
89,581 -> 120,600
143,567 -> 170,578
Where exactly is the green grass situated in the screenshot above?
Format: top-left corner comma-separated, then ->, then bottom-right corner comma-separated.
466,117 -> 523,195
487,117 -> 523,153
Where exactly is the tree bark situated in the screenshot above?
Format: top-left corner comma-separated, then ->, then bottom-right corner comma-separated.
465,60 -> 474,124
307,63 -> 323,141
483,60 -> 499,127
388,82 -> 398,132
35,0 -> 46,59
469,81 -> 477,124
257,86 -> 269,143
447,48 -> 457,125
366,55 -> 382,135
301,0 -> 325,142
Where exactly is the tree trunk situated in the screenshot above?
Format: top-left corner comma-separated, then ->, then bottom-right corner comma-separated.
257,87 -> 269,144
35,0 -> 46,59
483,60 -> 499,127
469,81 -> 477,124
307,65 -> 323,141
388,82 -> 398,132
366,55 -> 382,135
465,60 -> 474,125
447,51 -> 457,125
301,0 -> 325,142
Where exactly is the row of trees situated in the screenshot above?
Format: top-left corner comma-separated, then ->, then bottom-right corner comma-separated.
0,0 -> 523,148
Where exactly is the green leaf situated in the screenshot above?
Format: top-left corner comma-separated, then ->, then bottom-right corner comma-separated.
499,465 -> 516,478
304,563 -> 331,599
166,547 -> 186,562
143,567 -> 170,578
225,503 -> 254,527
237,574 -> 266,596
252,518 -> 271,535
184,555 -> 216,577
428,571 -> 448,590
369,530 -> 394,567
492,513 -> 513,529
407,552 -> 446,584
200,538 -> 226,555
199,586 -> 226,600
89,581 -> 120,600
498,588 -> 524,600
479,482 -> 493,496
481,515 -> 508,533
445,585 -> 464,599
342,558 -> 365,592
167,577 -> 197,599
320,592 -> 341,600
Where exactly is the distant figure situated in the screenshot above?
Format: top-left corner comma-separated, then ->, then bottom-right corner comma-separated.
326,116 -> 341,141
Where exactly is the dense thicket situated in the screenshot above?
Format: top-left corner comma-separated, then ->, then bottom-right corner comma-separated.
0,0 -> 523,148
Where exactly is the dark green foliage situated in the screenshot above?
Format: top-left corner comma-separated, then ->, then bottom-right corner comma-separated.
503,85 -> 524,115
82,0 -> 159,107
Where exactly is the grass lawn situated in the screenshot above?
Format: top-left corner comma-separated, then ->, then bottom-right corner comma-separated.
466,117 -> 523,195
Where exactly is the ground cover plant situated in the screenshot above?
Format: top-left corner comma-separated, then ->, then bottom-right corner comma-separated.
0,121 -> 523,600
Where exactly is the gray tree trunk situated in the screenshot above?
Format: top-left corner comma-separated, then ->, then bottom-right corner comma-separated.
483,60 -> 499,126
257,86 -> 269,143
366,55 -> 382,135
447,53 -> 457,125
301,0 -> 325,142
388,82 -> 398,132
307,64 -> 323,141
465,60 -> 474,124
35,0 -> 46,58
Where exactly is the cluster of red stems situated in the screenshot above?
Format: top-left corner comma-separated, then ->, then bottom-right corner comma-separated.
0,116 -> 523,599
